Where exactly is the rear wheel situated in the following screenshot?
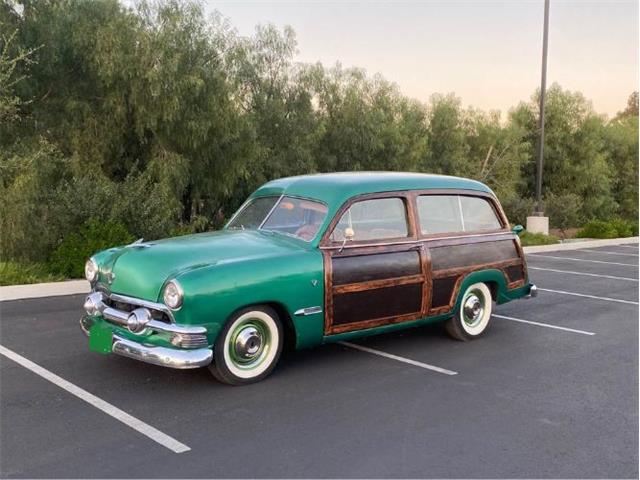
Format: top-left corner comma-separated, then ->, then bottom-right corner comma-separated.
208,306 -> 283,385
445,282 -> 493,341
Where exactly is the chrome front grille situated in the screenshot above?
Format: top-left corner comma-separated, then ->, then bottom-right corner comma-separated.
83,291 -> 210,349
103,297 -> 171,324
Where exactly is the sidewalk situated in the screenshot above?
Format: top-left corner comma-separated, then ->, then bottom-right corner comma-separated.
1,237 -> 637,301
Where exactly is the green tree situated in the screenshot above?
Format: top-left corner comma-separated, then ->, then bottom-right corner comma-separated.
512,84 -> 617,220
424,93 -> 468,175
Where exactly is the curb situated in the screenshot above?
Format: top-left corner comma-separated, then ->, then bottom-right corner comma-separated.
1,237 -> 637,302
0,280 -> 89,302
523,236 -> 638,253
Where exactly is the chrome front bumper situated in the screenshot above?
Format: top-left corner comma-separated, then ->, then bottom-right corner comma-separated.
80,290 -> 213,369
80,315 -> 212,369
112,335 -> 212,369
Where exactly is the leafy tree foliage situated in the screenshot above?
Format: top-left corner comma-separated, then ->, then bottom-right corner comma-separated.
0,0 -> 637,268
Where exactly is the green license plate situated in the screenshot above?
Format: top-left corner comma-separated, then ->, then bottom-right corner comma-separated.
89,323 -> 113,354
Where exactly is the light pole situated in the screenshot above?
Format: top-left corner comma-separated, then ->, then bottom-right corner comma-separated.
527,0 -> 550,234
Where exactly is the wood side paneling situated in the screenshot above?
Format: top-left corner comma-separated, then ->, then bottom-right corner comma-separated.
332,251 -> 421,285
430,240 -> 519,271
333,283 -> 423,326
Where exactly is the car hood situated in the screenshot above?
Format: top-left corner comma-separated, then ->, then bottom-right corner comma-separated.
99,230 -> 307,301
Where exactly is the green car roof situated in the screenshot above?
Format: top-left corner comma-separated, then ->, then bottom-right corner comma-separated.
253,172 -> 494,208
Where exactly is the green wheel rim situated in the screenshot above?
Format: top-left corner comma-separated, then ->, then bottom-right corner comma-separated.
227,317 -> 272,370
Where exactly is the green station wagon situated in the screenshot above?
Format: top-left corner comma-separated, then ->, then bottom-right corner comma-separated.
81,172 -> 536,385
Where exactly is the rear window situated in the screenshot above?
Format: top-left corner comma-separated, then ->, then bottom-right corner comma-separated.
417,195 -> 502,235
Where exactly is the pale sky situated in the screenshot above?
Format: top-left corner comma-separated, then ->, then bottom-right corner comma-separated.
206,0 -> 639,116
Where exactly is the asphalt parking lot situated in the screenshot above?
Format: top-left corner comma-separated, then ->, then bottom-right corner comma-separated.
1,244 -> 638,478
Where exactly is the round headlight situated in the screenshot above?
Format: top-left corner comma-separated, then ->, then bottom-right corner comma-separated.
163,280 -> 183,309
85,258 -> 98,282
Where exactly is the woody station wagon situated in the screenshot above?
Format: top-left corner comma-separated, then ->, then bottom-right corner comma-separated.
80,172 -> 536,385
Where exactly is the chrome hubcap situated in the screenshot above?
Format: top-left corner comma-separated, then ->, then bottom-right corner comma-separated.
463,293 -> 484,326
234,326 -> 263,360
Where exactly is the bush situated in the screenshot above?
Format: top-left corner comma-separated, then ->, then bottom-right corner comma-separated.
48,220 -> 135,278
519,231 -> 560,246
0,261 -> 65,286
576,219 -> 638,239
545,193 -> 583,236
501,196 -> 535,227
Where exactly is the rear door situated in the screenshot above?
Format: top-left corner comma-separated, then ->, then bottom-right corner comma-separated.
414,192 -> 526,316
321,194 -> 430,335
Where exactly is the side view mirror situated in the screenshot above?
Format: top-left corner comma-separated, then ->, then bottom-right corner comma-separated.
512,224 -> 524,236
344,227 -> 355,241
339,227 -> 355,253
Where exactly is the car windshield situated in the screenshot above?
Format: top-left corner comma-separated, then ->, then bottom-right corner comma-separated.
227,196 -> 328,241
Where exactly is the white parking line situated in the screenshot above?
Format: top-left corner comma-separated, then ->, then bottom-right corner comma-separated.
339,341 -> 457,376
580,249 -> 639,257
537,288 -> 639,305
530,254 -> 638,267
615,245 -> 639,250
0,345 -> 191,453
493,314 -> 595,335
528,266 -> 638,282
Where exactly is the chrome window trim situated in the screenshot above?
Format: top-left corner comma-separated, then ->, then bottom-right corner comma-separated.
319,230 -> 514,250
258,195 -> 285,229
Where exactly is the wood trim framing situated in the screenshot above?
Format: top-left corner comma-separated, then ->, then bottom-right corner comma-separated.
333,274 -> 425,294
322,188 -> 528,336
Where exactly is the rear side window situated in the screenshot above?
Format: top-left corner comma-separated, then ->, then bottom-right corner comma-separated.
331,198 -> 408,242
418,195 -> 502,235
460,196 -> 502,231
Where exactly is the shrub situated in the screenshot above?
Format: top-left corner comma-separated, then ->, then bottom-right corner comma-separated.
519,231 -> 560,246
545,193 -> 583,237
501,196 -> 535,226
48,220 -> 135,278
576,219 -> 638,239
0,261 -> 65,286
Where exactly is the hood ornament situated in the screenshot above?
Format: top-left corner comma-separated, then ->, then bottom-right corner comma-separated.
127,238 -> 151,249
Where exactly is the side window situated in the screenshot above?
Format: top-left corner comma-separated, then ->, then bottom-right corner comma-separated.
417,195 -> 463,234
330,198 -> 408,242
460,196 -> 502,231
418,195 -> 502,235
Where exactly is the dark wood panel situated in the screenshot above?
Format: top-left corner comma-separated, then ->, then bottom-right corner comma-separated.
431,275 -> 458,307
505,264 -> 525,283
333,283 -> 423,326
332,250 -> 421,285
430,239 -> 519,271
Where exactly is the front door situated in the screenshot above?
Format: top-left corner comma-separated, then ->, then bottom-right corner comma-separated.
321,195 -> 430,335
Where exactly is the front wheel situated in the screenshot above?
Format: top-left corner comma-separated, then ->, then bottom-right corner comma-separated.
208,306 -> 283,385
445,282 -> 493,341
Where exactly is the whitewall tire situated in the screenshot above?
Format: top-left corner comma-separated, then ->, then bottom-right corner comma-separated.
445,282 -> 493,341
209,306 -> 283,385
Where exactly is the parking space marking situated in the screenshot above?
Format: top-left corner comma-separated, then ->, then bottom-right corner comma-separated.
528,266 -> 638,282
530,254 -> 638,267
493,314 -> 595,335
339,341 -> 458,375
615,245 -> 639,249
538,288 -> 639,305
580,249 -> 639,257
0,344 -> 191,454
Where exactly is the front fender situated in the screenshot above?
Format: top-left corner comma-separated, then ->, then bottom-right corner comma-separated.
172,251 -> 325,349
